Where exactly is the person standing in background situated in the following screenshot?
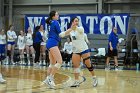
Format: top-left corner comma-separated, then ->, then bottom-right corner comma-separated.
7,25 -> 17,65
17,30 -> 26,65
105,27 -> 119,71
33,26 -> 43,67
39,25 -> 48,66
25,27 -> 35,66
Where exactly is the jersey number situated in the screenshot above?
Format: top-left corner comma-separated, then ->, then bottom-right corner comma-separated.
72,36 -> 76,40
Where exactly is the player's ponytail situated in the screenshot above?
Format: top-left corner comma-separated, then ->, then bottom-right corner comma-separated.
46,11 -> 56,25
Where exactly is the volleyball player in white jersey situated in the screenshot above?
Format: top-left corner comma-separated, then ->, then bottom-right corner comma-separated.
59,17 -> 98,87
25,27 -> 35,65
0,29 -> 6,83
17,30 -> 26,65
7,25 -> 17,65
39,25 -> 47,66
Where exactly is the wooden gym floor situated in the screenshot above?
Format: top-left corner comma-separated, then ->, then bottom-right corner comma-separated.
0,65 -> 140,93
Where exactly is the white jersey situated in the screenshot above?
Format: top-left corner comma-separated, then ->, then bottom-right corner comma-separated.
25,33 -> 33,45
0,35 -> 6,44
7,30 -> 17,42
40,31 -> 47,45
17,35 -> 25,49
70,26 -> 88,53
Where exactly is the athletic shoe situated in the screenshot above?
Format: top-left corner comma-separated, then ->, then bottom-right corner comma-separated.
43,76 -> 55,89
0,78 -> 6,83
93,77 -> 98,87
70,80 -> 80,87
43,60 -> 46,66
39,61 -> 42,66
115,66 -> 119,71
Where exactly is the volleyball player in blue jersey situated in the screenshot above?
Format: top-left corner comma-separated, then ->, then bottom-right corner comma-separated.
43,11 -> 73,88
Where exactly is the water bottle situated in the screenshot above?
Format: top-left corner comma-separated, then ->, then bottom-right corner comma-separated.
136,63 -> 139,71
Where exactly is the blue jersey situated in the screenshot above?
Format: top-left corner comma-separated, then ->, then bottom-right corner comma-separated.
47,20 -> 61,42
33,31 -> 42,43
46,20 -> 61,49
108,31 -> 118,49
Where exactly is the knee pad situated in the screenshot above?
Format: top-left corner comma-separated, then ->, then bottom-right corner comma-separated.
54,63 -> 62,69
7,50 -> 11,57
83,56 -> 91,63
86,64 -> 94,71
74,68 -> 80,73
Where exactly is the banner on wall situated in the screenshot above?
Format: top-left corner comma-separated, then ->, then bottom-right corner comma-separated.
25,14 -> 129,35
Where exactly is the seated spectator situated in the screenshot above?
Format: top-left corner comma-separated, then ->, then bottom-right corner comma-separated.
62,37 -> 73,66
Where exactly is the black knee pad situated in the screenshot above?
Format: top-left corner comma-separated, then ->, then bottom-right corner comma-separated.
87,64 -> 94,71
7,50 -> 11,57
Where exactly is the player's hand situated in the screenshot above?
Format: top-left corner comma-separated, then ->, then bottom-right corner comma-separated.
110,47 -> 113,51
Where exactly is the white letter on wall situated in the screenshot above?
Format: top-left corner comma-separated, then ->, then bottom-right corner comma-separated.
100,16 -> 113,34
86,16 -> 98,34
114,16 -> 127,35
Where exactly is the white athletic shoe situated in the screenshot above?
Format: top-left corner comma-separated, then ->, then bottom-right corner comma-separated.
0,78 -> 6,83
115,66 -> 120,71
70,80 -> 80,87
43,76 -> 55,89
93,77 -> 98,87
39,61 -> 42,66
43,61 -> 46,66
